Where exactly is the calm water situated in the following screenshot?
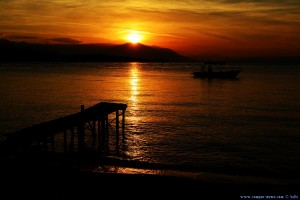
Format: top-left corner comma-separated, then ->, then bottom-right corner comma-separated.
0,62 -> 300,180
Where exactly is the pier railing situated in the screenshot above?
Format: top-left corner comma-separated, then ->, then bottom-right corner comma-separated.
6,102 -> 127,155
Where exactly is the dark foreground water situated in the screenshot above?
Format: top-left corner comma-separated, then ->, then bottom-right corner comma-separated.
0,62 -> 299,183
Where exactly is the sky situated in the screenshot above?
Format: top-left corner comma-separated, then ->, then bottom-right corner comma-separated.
1,0 -> 300,59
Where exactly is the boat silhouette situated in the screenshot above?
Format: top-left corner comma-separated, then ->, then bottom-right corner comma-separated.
193,62 -> 241,79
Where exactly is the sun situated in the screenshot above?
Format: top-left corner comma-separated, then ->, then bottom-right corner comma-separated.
126,32 -> 142,44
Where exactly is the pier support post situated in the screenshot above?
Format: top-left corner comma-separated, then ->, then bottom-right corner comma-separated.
116,110 -> 119,149
77,105 -> 85,152
92,120 -> 96,147
97,119 -> 101,148
101,117 -> 106,145
121,109 -> 126,148
122,109 -> 125,137
105,115 -> 109,137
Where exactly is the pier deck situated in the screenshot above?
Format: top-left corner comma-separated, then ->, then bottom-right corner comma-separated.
6,102 -> 127,154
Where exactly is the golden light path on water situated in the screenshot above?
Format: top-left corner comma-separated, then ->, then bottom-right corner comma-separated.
129,62 -> 139,106
128,62 -> 141,128
126,62 -> 148,162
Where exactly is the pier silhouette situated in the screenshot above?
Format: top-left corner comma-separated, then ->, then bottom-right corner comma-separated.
6,102 -> 127,156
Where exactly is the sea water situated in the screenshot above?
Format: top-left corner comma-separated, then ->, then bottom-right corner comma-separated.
0,62 -> 299,181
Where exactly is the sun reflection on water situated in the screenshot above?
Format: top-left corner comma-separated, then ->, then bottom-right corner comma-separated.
127,63 -> 146,159
129,62 -> 139,104
128,62 -> 141,129
92,165 -> 162,175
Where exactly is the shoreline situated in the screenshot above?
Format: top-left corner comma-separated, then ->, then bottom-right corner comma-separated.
1,154 -> 299,199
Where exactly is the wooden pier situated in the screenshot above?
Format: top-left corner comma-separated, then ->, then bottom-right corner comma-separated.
6,102 -> 127,155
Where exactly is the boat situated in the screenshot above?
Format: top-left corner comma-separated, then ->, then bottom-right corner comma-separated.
192,62 -> 241,79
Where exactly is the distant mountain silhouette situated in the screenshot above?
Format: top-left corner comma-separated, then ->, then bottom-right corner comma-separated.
0,39 -> 192,62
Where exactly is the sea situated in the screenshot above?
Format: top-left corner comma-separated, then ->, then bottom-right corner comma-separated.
0,62 -> 299,183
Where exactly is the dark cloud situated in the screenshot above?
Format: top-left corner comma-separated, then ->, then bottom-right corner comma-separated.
49,38 -> 82,44
7,35 -> 39,40
1,35 -> 82,44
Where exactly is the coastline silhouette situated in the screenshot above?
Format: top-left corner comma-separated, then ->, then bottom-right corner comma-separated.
0,39 -> 192,62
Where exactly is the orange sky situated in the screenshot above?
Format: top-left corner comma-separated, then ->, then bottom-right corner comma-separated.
1,0 -> 300,59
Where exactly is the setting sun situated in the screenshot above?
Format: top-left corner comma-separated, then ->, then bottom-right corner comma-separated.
126,32 -> 142,44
